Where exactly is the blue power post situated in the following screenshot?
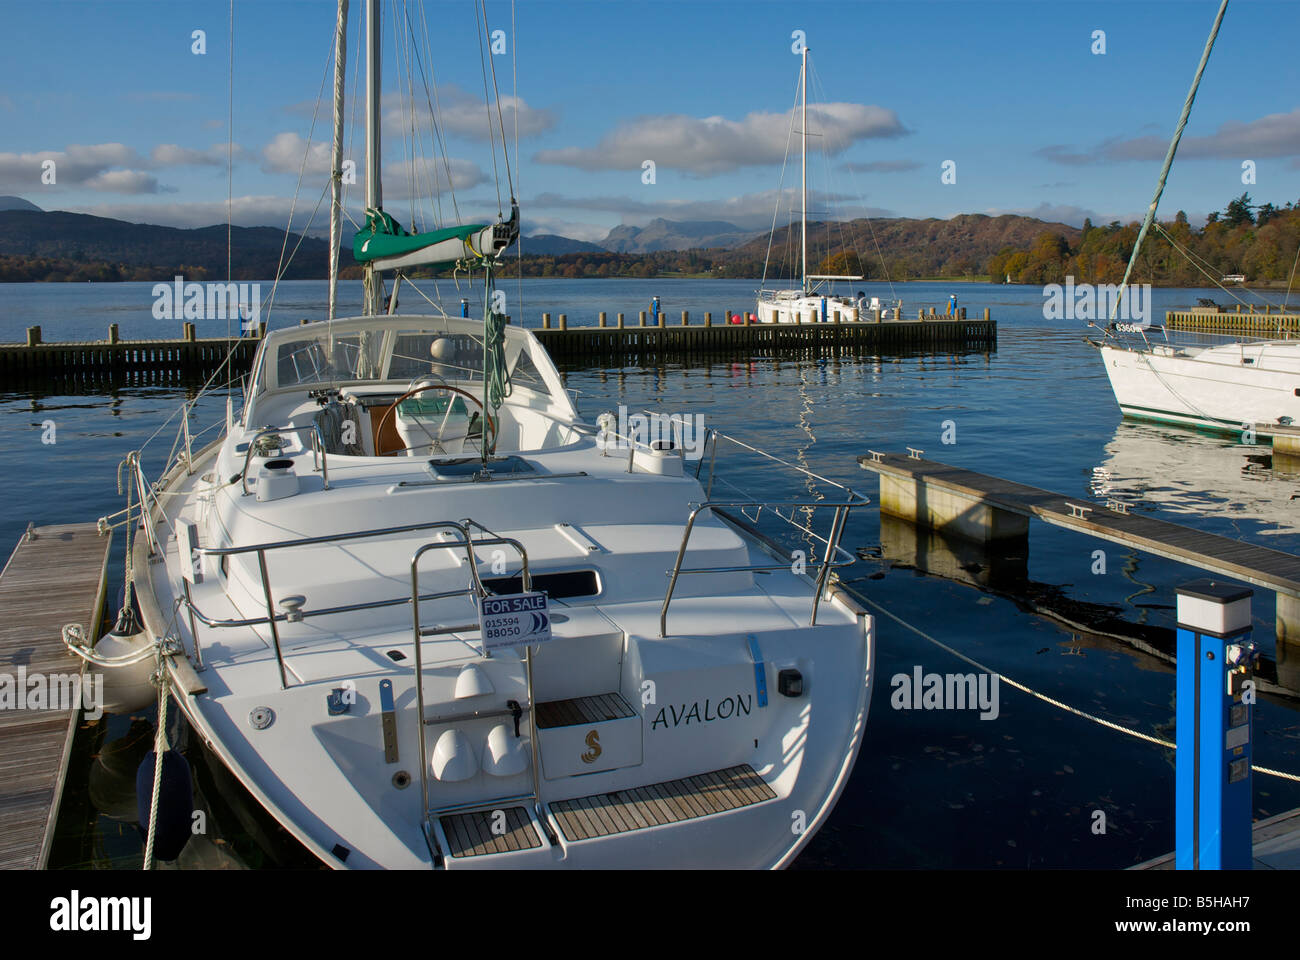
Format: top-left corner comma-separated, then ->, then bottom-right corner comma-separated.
1175,579 -> 1258,870
460,298 -> 470,318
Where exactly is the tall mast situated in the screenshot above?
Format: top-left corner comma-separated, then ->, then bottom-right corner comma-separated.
800,45 -> 808,296
363,0 -> 383,316
328,0 -> 349,323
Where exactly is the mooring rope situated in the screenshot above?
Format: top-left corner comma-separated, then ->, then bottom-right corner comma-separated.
142,650 -> 170,871
855,591 -> 1300,782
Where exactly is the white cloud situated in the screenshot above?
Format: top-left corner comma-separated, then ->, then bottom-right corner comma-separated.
151,143 -> 243,167
0,143 -> 156,194
382,87 -> 556,141
535,103 -> 907,175
1040,107 -> 1300,165
262,131 -> 334,176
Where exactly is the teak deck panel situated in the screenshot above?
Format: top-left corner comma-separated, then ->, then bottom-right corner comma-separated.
859,453 -> 1300,597
0,523 -> 111,870
439,806 -> 540,858
535,692 -> 635,729
550,764 -> 776,842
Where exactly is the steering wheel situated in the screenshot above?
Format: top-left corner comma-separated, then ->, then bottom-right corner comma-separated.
376,383 -> 496,456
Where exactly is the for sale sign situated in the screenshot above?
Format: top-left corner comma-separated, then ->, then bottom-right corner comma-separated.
479,592 -> 552,651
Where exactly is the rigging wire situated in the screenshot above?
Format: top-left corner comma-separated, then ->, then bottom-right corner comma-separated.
225,0 -> 234,384
1282,237 -> 1300,312
760,73 -> 802,294
266,38 -> 335,325
479,0 -> 515,201
475,0 -> 504,218
512,0 -> 522,326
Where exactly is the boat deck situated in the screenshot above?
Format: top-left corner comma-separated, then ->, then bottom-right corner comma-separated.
0,523 -> 111,870
550,763 -> 776,842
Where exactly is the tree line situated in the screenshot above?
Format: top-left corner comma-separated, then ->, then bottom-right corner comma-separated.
986,194 -> 1300,286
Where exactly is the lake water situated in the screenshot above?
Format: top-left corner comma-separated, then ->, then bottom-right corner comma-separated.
2,277 -> 1298,869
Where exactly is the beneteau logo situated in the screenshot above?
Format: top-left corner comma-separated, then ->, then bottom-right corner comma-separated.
0,667 -> 103,721
599,405 -> 706,458
152,275 -> 261,332
890,666 -> 1000,720
50,891 -> 151,940
1041,276 -> 1151,326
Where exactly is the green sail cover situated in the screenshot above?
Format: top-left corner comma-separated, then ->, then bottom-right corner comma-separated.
352,208 -> 488,264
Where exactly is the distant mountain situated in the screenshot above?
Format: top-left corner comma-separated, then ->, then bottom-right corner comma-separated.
0,209 -> 347,280
601,218 -> 762,253
510,233 -> 606,256
0,196 -> 42,212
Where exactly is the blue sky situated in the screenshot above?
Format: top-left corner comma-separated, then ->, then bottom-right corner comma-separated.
2,0 -> 1298,241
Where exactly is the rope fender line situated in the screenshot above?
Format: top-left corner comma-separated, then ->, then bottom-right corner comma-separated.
854,591 -> 1300,783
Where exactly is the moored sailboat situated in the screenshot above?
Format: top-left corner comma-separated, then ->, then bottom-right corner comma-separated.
86,0 -> 875,869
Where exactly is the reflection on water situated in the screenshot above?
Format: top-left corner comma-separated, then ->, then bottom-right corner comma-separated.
1094,421 -> 1300,538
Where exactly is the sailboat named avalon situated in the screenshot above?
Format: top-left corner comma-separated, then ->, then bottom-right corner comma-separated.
92,1 -> 874,869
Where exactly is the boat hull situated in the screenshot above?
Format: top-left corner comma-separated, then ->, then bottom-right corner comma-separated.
1097,341 -> 1300,436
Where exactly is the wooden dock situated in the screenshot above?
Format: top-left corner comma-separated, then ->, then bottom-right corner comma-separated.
0,523 -> 111,870
858,451 -> 1300,643
1132,806 -> 1300,869
0,324 -> 259,380
533,315 -> 994,361
0,311 -> 996,380
1166,307 -> 1300,338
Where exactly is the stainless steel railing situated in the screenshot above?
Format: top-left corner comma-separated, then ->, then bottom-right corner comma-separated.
657,428 -> 869,636
185,518 -> 515,688
240,423 -> 330,494
410,535 -> 550,855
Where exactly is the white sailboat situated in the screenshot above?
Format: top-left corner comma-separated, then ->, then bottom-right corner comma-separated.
91,0 -> 875,869
756,46 -> 866,325
1089,0 -> 1300,438
1097,331 -> 1300,435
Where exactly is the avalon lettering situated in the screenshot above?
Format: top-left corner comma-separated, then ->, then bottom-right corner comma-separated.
651,694 -> 751,730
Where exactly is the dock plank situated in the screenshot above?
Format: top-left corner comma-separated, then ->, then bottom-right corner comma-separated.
0,523 -> 111,870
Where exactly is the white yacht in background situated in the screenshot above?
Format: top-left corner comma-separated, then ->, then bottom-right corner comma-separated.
1095,328 -> 1300,436
755,46 -> 865,325
1087,0 -> 1300,438
99,0 -> 874,870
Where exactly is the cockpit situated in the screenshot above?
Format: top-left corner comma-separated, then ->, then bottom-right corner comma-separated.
241,315 -> 581,459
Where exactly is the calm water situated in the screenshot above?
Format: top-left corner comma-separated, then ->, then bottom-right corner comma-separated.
3,278 -> 1298,869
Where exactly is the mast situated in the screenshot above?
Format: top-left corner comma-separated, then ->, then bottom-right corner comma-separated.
1110,0 -> 1228,325
800,45 -> 808,297
328,0 -> 349,323
363,0 -> 383,316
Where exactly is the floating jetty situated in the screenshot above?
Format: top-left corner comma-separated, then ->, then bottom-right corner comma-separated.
1166,306 -> 1300,337
0,309 -> 996,380
857,450 -> 1300,651
0,523 -> 110,870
